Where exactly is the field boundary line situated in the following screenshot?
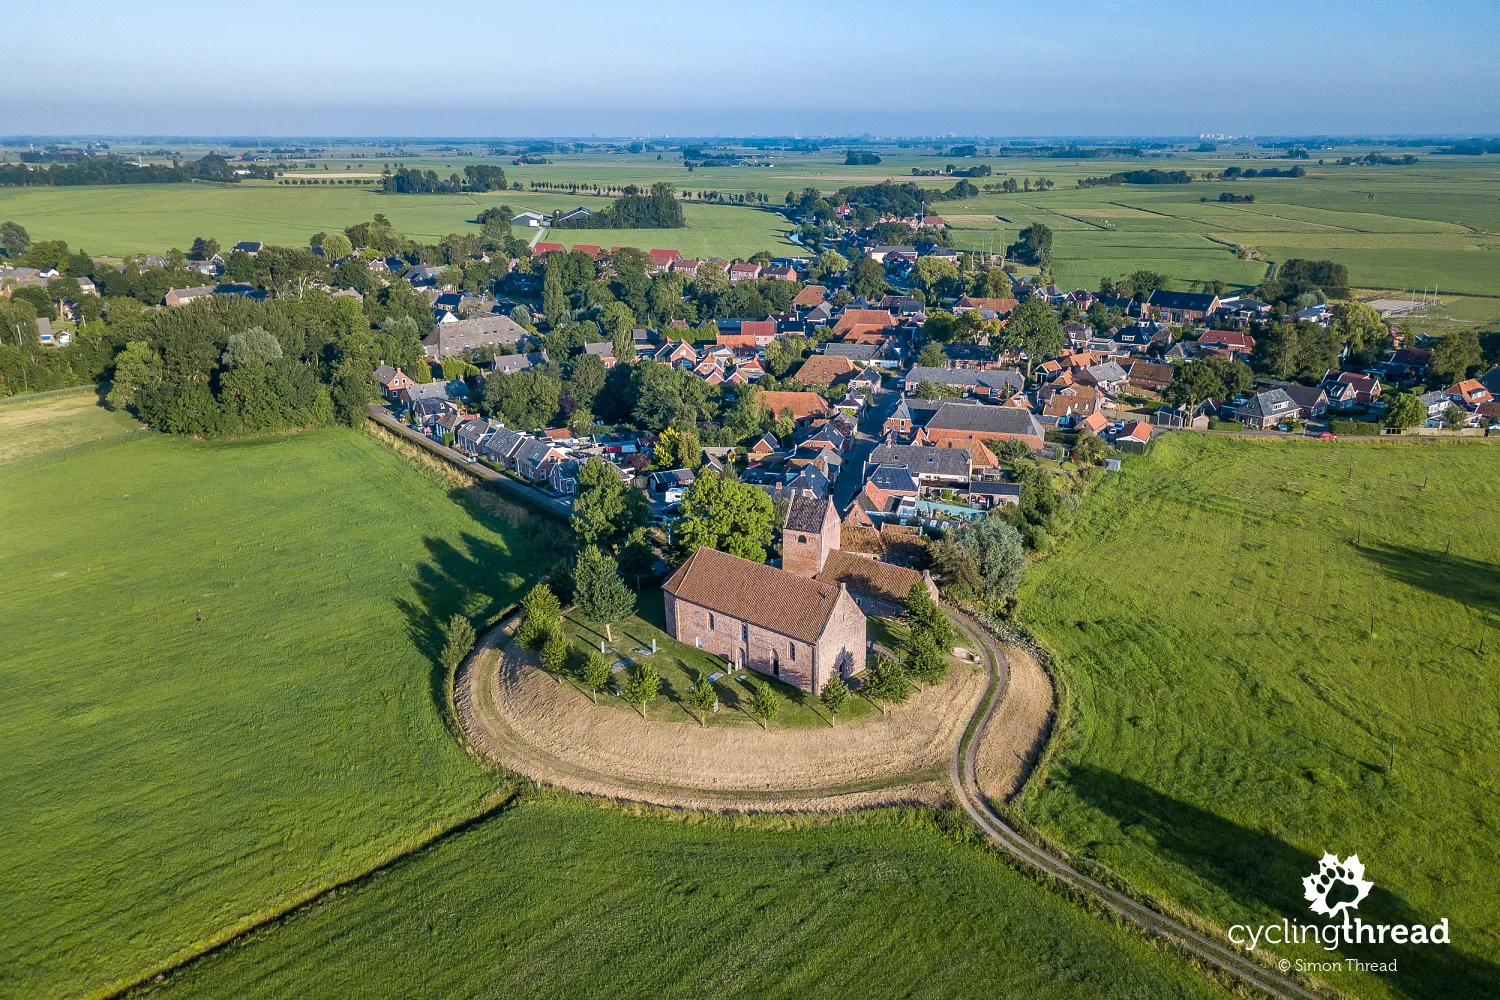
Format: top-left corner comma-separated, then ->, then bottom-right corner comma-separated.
95,788 -> 523,1000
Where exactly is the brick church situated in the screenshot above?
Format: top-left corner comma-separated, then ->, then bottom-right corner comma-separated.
662,496 -> 938,693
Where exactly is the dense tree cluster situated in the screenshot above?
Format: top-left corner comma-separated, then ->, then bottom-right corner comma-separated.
1007,224 -> 1053,267
1165,356 -> 1254,409
1255,258 -> 1350,303
380,164 -> 508,193
1077,169 -> 1192,187
105,294 -> 387,435
551,182 -> 685,229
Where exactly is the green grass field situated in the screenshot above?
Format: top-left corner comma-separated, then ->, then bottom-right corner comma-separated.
1016,433 -> 1500,1000
0,411 -> 552,999
138,797 -> 1230,1000
0,184 -> 796,260
4,148 -> 1499,314
3,398 -> 1235,1000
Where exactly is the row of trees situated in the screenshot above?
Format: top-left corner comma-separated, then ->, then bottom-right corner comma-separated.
0,153 -> 271,187
503,574 -> 971,730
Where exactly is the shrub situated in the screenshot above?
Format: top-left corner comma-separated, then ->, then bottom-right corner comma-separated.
1329,419 -> 1384,437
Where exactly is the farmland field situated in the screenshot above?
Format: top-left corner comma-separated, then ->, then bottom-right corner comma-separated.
138,797 -> 1230,1000
0,397 -> 1242,1000
3,148 -> 1499,315
0,387 -> 141,464
1017,433 -> 1500,1000
0,412 -> 553,999
0,184 -> 795,260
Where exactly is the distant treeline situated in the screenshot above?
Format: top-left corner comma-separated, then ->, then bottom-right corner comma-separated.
1438,140 -> 1500,155
1077,169 -> 1192,187
380,164 -> 508,194
1220,165 -> 1306,179
1047,145 -> 1146,158
1337,153 -> 1417,166
913,165 -> 991,178
1206,192 -> 1255,203
552,183 -> 686,229
845,151 -> 882,165
0,154 -> 269,187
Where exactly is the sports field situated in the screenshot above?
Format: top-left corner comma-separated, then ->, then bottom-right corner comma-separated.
0,408 -> 550,999
1017,433 -> 1500,1000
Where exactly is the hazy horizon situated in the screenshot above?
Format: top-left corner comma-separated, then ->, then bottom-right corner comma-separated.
4,0 -> 1498,137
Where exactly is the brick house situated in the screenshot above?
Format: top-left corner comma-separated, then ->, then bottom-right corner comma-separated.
760,390 -> 832,426
793,285 -> 827,309
739,319 -> 777,346
791,354 -> 858,388
663,546 -> 866,692
1145,289 -> 1220,324
920,402 -> 1046,453
374,364 -> 414,400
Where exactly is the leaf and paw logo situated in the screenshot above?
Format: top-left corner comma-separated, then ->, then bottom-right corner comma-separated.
1303,853 -> 1373,917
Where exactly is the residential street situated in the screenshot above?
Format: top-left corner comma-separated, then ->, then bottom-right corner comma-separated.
833,386 -> 900,511
366,405 -> 574,520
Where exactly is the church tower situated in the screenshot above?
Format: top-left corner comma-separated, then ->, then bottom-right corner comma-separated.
781,495 -> 841,577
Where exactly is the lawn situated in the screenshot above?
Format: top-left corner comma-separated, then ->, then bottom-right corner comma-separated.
0,413 -> 554,999
1016,433 -> 1500,999
557,589 -> 878,729
138,797 -> 1231,1000
0,387 -> 141,464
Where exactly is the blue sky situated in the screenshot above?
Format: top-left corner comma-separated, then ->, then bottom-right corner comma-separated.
3,0 -> 1497,136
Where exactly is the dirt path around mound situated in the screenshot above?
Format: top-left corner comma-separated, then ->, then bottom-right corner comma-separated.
455,619 -> 987,811
971,644 -> 1054,804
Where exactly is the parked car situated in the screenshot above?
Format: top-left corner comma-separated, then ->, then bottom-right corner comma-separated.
1319,432 -> 1337,440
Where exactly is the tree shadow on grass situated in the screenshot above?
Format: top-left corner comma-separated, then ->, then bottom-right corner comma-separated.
1358,542 -> 1500,617
1064,765 -> 1500,998
393,480 -> 577,724
396,531 -> 529,723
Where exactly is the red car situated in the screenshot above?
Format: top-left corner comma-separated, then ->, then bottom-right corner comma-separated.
1319,432 -> 1336,440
